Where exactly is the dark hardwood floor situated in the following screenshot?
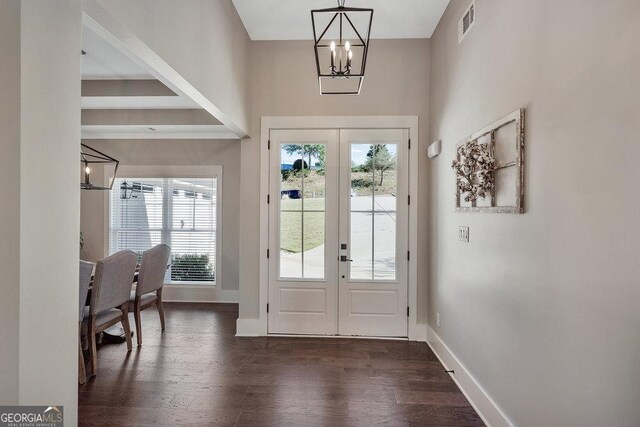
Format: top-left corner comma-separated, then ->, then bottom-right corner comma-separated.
79,303 -> 483,426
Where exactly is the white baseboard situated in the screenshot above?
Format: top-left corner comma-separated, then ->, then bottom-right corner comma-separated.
235,318 -> 265,337
162,285 -> 238,303
410,322 -> 428,342
426,326 -> 513,427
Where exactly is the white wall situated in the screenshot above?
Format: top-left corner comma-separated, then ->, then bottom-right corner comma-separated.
239,39 -> 430,322
94,0 -> 250,135
0,0 -> 21,405
80,139 -> 241,292
428,1 -> 640,425
0,0 -> 83,423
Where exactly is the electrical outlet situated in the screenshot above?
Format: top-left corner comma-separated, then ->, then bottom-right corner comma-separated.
436,312 -> 441,328
458,226 -> 469,242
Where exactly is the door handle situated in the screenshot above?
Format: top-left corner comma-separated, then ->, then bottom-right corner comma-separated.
340,255 -> 353,262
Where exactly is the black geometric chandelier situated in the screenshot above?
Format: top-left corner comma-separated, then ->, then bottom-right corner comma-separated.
80,143 -> 119,190
312,0 -> 373,95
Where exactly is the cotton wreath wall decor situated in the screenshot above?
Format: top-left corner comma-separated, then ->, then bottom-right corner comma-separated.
451,140 -> 495,202
452,109 -> 525,213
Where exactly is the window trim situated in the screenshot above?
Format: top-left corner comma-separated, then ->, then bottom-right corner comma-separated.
105,165 -> 222,288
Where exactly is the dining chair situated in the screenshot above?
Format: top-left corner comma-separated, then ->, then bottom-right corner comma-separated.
129,244 -> 171,346
78,260 -> 94,384
88,250 -> 137,377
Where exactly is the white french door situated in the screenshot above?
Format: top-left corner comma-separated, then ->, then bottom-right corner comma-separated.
268,128 -> 409,337
268,130 -> 339,334
338,129 -> 409,336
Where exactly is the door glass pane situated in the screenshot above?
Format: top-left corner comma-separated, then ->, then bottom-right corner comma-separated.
372,144 -> 397,212
280,211 -> 302,278
350,144 -> 374,211
279,143 -> 326,280
374,212 -> 396,280
303,144 -> 326,210
281,144 -> 304,208
349,143 -> 398,281
350,212 -> 373,280
280,144 -> 326,210
303,212 -> 325,279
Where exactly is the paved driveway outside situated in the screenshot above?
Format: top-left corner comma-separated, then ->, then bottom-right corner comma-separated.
280,195 -> 397,280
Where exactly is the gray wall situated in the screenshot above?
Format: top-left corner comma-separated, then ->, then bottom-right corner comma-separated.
80,139 -> 241,291
239,39 -> 431,321
0,0 -> 21,405
428,1 -> 640,425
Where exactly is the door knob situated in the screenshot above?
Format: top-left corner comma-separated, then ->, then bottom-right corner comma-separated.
340,255 -> 353,262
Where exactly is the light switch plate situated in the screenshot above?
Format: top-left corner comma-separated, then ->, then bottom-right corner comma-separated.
458,226 -> 469,242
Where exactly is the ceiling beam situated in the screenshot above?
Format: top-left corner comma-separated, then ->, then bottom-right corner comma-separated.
81,124 -> 238,140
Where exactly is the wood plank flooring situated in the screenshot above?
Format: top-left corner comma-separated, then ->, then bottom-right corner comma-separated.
79,303 -> 483,426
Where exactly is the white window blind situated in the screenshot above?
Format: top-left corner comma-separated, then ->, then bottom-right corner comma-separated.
109,177 -> 218,285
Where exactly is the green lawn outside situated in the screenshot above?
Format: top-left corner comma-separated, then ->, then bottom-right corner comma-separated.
280,198 -> 325,253
278,168 -> 397,254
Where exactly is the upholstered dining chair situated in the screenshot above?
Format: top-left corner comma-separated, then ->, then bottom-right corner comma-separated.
129,244 -> 171,346
87,250 -> 137,377
78,260 -> 94,384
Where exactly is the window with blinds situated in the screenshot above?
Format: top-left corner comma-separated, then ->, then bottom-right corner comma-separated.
109,177 -> 218,285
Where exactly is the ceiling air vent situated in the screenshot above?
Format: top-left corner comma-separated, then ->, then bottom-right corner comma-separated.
458,1 -> 475,44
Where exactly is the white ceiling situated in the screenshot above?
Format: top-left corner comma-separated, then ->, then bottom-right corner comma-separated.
82,25 -> 151,80
232,0 -> 450,40
80,24 -> 234,139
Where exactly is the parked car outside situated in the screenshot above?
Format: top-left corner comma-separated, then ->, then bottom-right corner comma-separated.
281,189 -> 302,199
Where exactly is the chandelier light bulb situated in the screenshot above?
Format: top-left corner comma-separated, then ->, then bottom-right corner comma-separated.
345,40 -> 351,52
85,166 -> 91,174
330,41 -> 336,52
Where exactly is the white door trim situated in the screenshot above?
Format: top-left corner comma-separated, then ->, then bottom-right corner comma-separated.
254,116 -> 422,340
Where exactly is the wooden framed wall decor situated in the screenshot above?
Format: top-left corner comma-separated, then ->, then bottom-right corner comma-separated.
453,108 -> 525,213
